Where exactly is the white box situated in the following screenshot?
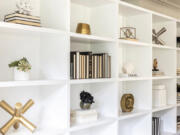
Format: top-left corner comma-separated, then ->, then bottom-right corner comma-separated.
71,109 -> 98,124
153,85 -> 167,107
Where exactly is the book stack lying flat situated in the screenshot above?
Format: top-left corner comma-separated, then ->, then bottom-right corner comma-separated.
4,13 -> 41,27
70,52 -> 111,79
177,68 -> 180,76
152,117 -> 161,135
71,109 -> 98,124
177,84 -> 180,103
177,116 -> 180,128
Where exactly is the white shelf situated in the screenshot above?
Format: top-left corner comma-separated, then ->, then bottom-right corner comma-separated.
177,48 -> 180,51
152,76 -> 175,80
6,128 -> 66,135
152,44 -> 176,50
70,32 -> 116,43
177,127 -> 180,134
71,0 -> 114,7
119,77 -> 152,82
152,105 -> 176,113
119,39 -> 152,47
118,110 -> 150,121
70,117 -> 115,132
177,103 -> 180,107
118,0 -> 150,16
70,78 -> 116,84
162,132 -> 176,135
0,22 -> 66,35
0,80 -> 66,87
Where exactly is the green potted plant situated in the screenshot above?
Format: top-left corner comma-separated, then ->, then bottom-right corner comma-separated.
9,57 -> 31,81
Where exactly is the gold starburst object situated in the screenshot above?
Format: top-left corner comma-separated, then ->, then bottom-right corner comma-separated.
0,99 -> 36,135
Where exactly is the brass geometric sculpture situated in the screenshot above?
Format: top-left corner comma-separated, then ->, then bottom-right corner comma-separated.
152,27 -> 167,45
0,99 -> 36,135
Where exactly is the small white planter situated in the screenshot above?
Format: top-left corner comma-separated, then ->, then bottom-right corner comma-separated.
14,68 -> 30,81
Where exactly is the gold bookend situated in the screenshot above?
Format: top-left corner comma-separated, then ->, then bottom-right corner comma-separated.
0,99 -> 36,135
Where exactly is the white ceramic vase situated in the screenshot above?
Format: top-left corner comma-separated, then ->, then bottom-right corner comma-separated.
14,67 -> 30,81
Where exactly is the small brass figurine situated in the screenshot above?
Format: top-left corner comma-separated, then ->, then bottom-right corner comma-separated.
153,58 -> 159,72
121,94 -> 134,112
152,58 -> 164,76
0,99 -> 36,135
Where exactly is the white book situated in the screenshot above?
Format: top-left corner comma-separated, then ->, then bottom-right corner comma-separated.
5,17 -> 40,23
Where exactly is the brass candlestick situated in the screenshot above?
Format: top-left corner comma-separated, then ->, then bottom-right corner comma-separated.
0,99 -> 36,135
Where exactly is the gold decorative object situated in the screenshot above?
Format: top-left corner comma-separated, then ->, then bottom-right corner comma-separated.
152,58 -> 164,76
152,27 -> 167,45
120,27 -> 137,41
121,94 -> 134,112
76,23 -> 91,35
0,99 -> 36,135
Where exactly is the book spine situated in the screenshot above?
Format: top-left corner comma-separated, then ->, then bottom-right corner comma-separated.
99,55 -> 102,78
102,54 -> 105,78
86,55 -> 89,79
108,56 -> 111,78
105,54 -> 108,78
73,54 -> 76,79
92,56 -> 94,79
76,52 -> 80,79
94,56 -> 97,79
89,54 -> 92,78
82,55 -> 84,79
83,55 -> 85,79
79,55 -> 82,79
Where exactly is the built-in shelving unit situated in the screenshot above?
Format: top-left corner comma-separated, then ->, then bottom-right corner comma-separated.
0,0 -> 180,135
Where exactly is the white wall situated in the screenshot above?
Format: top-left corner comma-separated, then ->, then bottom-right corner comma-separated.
123,0 -> 180,19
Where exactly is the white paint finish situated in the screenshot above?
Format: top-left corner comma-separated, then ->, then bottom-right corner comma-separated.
153,108 -> 177,133
153,49 -> 176,76
118,45 -> 152,77
0,0 -> 179,135
121,81 -> 152,110
70,3 -> 118,38
118,114 -> 152,135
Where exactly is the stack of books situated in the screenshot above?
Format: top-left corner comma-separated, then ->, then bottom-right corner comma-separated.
152,117 -> 161,135
70,52 -> 111,79
4,13 -> 41,27
177,84 -> 180,103
177,68 -> 180,76
177,116 -> 180,128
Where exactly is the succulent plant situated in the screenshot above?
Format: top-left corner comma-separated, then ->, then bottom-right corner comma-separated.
80,91 -> 95,104
9,57 -> 31,72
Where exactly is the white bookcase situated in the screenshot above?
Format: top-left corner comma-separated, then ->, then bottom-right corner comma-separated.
0,0 -> 180,135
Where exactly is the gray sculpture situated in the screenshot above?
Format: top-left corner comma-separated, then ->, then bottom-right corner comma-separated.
152,27 -> 167,45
